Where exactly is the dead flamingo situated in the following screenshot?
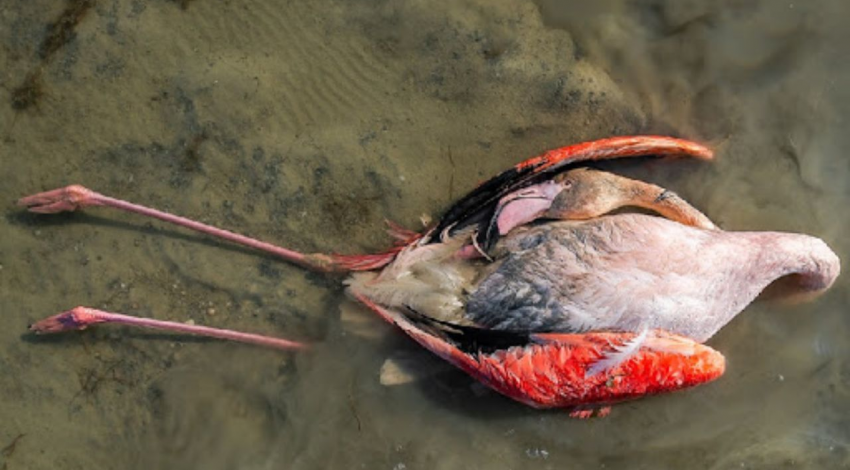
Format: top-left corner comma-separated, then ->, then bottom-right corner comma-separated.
20,135 -> 837,415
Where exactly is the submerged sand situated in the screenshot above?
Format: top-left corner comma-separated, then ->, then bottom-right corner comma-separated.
1,0 -> 849,468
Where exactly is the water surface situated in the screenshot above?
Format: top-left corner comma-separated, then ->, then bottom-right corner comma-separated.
2,0 -> 848,468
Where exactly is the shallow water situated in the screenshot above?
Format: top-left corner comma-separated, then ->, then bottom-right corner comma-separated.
1,0 -> 849,468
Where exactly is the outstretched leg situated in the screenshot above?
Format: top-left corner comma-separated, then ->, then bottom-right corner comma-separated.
30,306 -> 308,351
18,185 -> 406,272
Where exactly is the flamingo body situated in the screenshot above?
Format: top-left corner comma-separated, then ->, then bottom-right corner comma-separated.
469,214 -> 840,342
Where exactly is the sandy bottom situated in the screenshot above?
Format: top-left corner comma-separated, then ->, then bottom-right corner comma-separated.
2,0 -> 849,468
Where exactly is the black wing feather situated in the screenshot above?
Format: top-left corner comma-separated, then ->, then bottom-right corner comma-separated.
405,309 -> 581,355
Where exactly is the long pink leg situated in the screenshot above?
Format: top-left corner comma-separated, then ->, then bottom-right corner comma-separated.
30,307 -> 308,351
18,185 -> 402,272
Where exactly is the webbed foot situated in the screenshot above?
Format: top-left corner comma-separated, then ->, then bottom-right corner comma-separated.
18,185 -> 101,213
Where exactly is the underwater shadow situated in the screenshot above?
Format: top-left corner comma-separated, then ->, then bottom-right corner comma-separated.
7,209 -> 284,260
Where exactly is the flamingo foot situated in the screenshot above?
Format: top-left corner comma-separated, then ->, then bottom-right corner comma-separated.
17,185 -> 102,214
29,306 -> 106,333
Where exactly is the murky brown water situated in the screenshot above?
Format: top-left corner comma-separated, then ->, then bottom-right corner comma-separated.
2,0 -> 849,468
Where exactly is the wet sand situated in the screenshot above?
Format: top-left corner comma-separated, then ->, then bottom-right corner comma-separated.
1,0 -> 848,468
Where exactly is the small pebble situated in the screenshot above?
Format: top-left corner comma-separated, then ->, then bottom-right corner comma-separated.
185,319 -> 195,325
207,308 -> 216,316
525,448 -> 549,459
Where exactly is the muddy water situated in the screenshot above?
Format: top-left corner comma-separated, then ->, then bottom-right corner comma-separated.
1,0 -> 848,468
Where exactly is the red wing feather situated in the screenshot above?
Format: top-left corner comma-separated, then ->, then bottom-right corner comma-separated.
352,294 -> 725,411
431,136 -> 713,243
